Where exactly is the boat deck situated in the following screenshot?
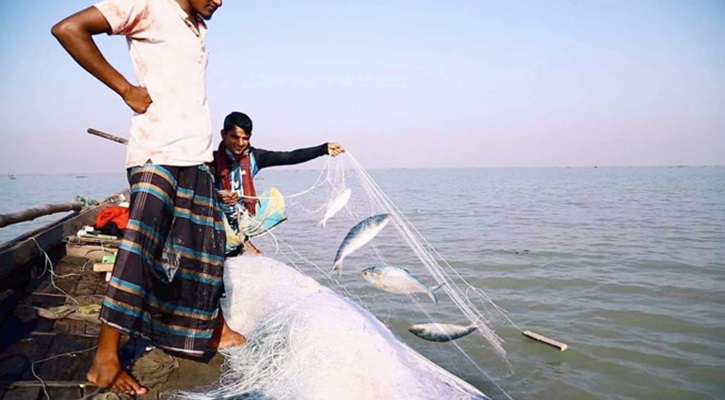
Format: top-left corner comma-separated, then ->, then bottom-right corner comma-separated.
0,254 -> 224,400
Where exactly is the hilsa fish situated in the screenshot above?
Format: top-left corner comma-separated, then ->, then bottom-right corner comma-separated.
331,214 -> 390,276
361,265 -> 444,303
408,322 -> 479,342
318,188 -> 351,228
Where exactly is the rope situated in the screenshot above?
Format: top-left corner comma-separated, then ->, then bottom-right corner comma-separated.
31,345 -> 98,400
31,238 -> 80,305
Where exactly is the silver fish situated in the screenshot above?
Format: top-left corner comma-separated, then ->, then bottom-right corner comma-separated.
361,265 -> 444,303
318,188 -> 351,228
331,214 -> 390,276
408,322 -> 478,342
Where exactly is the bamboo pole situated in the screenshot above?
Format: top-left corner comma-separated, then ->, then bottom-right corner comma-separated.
87,128 -> 128,144
0,201 -> 85,228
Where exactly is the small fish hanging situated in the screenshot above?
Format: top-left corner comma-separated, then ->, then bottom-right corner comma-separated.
408,322 -> 479,342
361,265 -> 444,303
318,188 -> 351,228
331,214 -> 390,276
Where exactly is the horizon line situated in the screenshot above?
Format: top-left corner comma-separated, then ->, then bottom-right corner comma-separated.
2,164 -> 724,176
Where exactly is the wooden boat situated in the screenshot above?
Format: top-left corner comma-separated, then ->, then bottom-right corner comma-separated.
0,190 -> 225,399
0,192 -> 128,293
0,191 -> 127,399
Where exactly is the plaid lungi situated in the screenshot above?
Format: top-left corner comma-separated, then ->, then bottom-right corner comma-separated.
100,163 -> 226,359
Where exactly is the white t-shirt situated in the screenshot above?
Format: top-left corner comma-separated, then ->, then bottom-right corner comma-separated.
95,0 -> 213,168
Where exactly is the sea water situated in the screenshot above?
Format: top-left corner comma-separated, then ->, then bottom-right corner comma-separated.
1,166 -> 723,399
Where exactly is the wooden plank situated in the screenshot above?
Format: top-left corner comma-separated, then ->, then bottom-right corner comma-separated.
82,385 -> 104,399
46,277 -> 79,297
53,320 -> 70,335
75,272 -> 103,296
85,323 -> 101,337
92,263 -> 114,273
65,244 -> 116,263
46,386 -> 83,399
94,275 -> 109,296
30,331 -> 98,338
26,293 -> 67,309
0,386 -> 40,400
68,319 -> 87,336
33,264 -> 81,297
66,236 -> 121,247
32,316 -> 56,334
56,262 -> 81,277
35,334 -> 97,383
0,334 -> 53,382
522,330 -> 569,351
3,380 -> 91,388
22,291 -> 67,334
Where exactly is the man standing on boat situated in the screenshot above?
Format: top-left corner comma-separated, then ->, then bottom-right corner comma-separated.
52,0 -> 237,395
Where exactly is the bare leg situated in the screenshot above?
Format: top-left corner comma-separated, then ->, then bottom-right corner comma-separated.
87,324 -> 148,395
210,312 -> 246,349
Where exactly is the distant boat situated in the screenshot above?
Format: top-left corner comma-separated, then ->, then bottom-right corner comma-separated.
76,175 -> 87,179
7,173 -> 16,180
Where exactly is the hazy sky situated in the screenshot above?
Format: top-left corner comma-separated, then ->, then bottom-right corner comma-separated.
1,1 -> 723,174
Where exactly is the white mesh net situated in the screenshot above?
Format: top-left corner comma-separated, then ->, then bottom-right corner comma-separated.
178,152 -> 513,399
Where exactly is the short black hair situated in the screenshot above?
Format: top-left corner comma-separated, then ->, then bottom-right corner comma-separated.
223,112 -> 253,135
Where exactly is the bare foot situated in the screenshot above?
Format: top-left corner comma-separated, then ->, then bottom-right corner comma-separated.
87,354 -> 147,395
110,369 -> 148,395
210,318 -> 246,349
218,324 -> 246,349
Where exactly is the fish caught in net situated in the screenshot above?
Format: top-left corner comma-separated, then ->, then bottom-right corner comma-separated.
178,152 -> 514,399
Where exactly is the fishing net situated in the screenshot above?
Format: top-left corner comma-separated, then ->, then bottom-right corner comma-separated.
177,152 -> 513,400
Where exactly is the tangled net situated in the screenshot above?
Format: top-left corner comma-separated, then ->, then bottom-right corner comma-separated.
178,152 -> 514,399
180,256 -> 489,400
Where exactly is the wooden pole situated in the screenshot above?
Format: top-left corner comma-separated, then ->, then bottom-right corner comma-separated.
2,380 -> 97,388
0,201 -> 85,228
87,128 -> 128,144
522,330 -> 569,351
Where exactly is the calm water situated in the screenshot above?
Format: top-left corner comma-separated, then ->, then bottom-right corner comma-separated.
0,173 -> 128,242
1,167 -> 724,399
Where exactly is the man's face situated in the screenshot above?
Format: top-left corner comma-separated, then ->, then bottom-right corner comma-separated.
190,0 -> 222,20
222,126 -> 250,155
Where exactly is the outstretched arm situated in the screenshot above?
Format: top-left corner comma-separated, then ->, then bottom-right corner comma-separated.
51,7 -> 151,113
255,143 -> 346,170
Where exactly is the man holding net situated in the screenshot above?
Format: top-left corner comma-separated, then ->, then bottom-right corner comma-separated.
213,111 -> 345,256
